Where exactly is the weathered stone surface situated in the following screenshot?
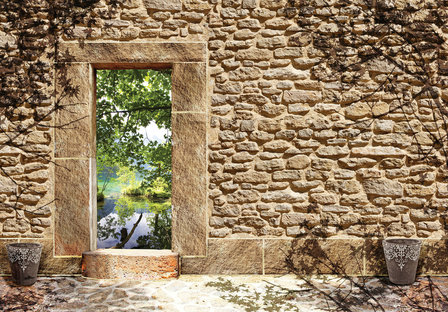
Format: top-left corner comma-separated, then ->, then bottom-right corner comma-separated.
345,102 -> 371,119
255,159 -> 285,171
264,239 -> 364,274
351,147 -> 405,157
283,90 -> 321,103
234,171 -> 270,184
59,42 -> 206,63
404,184 -> 435,197
172,113 -> 207,256
281,213 -> 319,226
419,240 -> 448,274
362,179 -> 403,197
236,49 -> 272,61
55,63 -> 92,158
286,155 -> 310,169
229,67 -> 263,80
2,0 -> 447,277
143,0 -> 181,11
264,68 -> 307,80
228,190 -> 260,203
272,170 -> 301,181
261,191 -> 306,203
82,249 -> 178,279
172,63 -> 206,112
55,159 -> 90,256
181,239 -> 263,274
0,175 -> 16,194
315,146 -> 349,158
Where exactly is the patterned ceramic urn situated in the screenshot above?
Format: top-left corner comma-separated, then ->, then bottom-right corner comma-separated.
6,243 -> 42,286
382,238 -> 421,285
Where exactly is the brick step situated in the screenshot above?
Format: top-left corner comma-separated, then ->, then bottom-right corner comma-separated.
81,249 -> 178,280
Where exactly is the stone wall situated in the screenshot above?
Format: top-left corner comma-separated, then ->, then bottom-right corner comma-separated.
1,0 -> 448,275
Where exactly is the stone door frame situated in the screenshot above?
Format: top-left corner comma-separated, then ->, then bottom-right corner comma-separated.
54,42 -> 208,257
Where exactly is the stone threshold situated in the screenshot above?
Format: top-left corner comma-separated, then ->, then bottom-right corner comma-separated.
81,249 -> 178,280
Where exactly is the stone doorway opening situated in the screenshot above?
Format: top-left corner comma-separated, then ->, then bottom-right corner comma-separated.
55,42 -> 207,278
95,68 -> 172,251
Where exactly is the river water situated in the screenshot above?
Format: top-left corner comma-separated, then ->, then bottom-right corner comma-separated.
97,178 -> 171,249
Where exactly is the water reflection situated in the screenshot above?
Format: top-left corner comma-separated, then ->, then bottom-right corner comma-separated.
97,196 -> 171,249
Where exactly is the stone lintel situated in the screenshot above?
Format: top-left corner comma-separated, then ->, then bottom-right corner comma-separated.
58,42 -> 207,63
181,239 -> 263,274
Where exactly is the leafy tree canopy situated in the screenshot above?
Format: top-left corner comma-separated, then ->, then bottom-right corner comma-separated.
96,69 -> 172,189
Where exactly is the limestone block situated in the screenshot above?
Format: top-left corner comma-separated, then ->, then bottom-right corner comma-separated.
234,171 -> 270,184
345,102 -> 371,119
212,205 -> 240,217
236,141 -> 259,152
54,159 -> 90,256
0,175 -> 17,194
3,219 -> 29,233
315,146 -> 349,158
410,208 -> 438,221
418,240 -> 448,274
181,239 -> 263,274
351,147 -> 405,158
338,157 -> 377,169
172,63 -> 206,112
264,239 -> 364,274
387,222 -> 415,237
263,140 -> 290,152
236,49 -> 272,61
55,63 -> 92,158
291,180 -> 321,191
364,239 -> 387,275
283,90 -> 321,103
264,68 -> 307,80
257,37 -> 287,49
142,0 -> 182,11
310,192 -> 337,205
261,191 -> 307,203
237,19 -> 262,29
272,170 -> 301,181
82,249 -> 178,279
286,155 -> 310,169
274,47 -> 304,58
229,67 -> 263,80
37,239 -> 82,274
260,0 -> 286,9
172,113 -> 207,256
404,184 -> 435,197
362,179 -> 403,197
227,190 -> 260,204
239,216 -> 267,228
242,0 -> 257,8
255,159 -> 285,172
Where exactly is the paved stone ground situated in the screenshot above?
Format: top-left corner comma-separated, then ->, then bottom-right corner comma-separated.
1,275 -> 448,311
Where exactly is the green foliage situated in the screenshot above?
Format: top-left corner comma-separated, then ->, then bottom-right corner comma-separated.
147,177 -> 171,199
137,206 -> 172,249
96,69 -> 172,188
